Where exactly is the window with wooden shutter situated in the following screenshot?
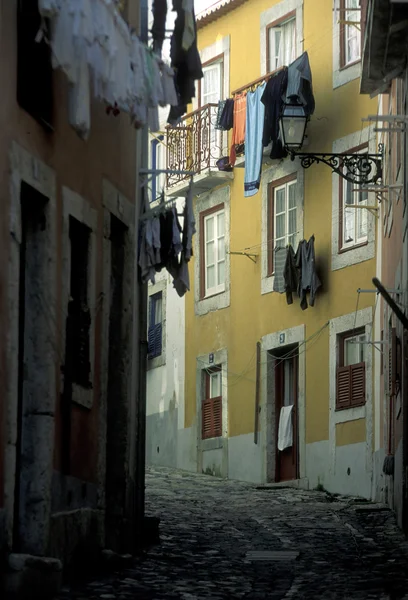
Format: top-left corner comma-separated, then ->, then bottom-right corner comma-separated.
336,329 -> 366,410
202,367 -> 222,439
148,292 -> 163,359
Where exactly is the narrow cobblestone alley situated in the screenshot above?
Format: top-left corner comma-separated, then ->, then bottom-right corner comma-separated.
59,467 -> 408,600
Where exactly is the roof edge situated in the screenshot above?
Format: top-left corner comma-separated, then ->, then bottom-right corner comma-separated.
197,0 -> 249,30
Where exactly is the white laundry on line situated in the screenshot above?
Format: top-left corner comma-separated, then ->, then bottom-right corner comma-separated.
277,405 -> 293,451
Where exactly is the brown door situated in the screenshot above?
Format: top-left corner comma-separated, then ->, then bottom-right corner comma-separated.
275,354 -> 298,482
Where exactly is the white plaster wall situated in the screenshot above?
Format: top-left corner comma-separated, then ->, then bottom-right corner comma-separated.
145,213 -> 186,468
305,441 -> 330,490
329,442 -> 372,499
202,449 -> 224,477
228,434 -> 263,483
177,426 -> 197,472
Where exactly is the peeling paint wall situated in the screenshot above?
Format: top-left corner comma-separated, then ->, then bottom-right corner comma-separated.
0,1 -> 138,566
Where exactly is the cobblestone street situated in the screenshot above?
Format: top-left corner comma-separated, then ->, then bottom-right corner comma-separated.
59,467 -> 408,600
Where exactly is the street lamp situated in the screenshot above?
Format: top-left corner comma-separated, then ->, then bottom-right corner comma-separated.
279,104 -> 383,185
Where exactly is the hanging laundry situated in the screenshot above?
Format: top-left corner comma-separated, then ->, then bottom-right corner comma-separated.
38,0 -> 181,137
278,405 -> 293,451
285,51 -> 315,116
38,0 -> 59,17
261,68 -> 288,160
219,98 -> 234,131
283,244 -> 300,305
182,180 -> 196,261
173,252 -> 190,297
168,0 -> 203,126
161,63 -> 179,107
151,0 -> 168,57
273,247 -> 287,293
215,100 -> 227,130
244,82 -> 266,197
182,0 -> 196,52
296,235 -> 321,310
229,92 -> 247,166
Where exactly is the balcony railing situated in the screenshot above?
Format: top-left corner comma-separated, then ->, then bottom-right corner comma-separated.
166,103 -> 228,189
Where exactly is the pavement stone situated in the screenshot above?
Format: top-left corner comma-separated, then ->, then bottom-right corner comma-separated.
58,466 -> 408,599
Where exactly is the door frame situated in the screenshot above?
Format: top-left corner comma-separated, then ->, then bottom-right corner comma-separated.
260,325 -> 306,484
5,142 -> 57,554
100,180 -> 135,549
274,351 -> 299,482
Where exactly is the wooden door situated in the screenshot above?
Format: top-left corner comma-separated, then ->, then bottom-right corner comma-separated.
275,354 -> 298,482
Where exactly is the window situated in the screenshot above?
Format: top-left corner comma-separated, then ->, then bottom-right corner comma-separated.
17,0 -> 53,128
200,60 -> 223,167
201,62 -> 222,106
69,217 -> 92,388
267,15 -> 296,72
150,136 -> 165,203
336,329 -> 366,410
201,206 -> 226,298
148,292 -> 163,359
340,0 -> 362,68
202,367 -> 222,439
340,152 -> 368,250
268,177 -> 298,275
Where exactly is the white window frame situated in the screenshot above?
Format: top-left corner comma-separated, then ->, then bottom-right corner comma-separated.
209,370 -> 222,398
261,160 -> 304,295
342,0 -> 361,67
273,179 -> 298,250
201,62 -> 222,106
268,16 -> 297,72
333,0 -> 361,88
260,0 -> 303,77
343,331 -> 366,366
194,186 -> 231,317
331,126 -> 376,271
203,208 -> 226,298
341,154 -> 369,250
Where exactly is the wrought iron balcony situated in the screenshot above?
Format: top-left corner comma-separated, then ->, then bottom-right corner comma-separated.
166,103 -> 233,196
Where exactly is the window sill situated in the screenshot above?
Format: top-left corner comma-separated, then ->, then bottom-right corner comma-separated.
335,401 -> 366,412
339,58 -> 361,72
202,288 -> 226,301
201,436 -> 223,451
147,353 -> 166,370
72,383 -> 93,409
339,240 -> 368,254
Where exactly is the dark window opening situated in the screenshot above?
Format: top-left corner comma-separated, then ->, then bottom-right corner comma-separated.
17,0 -> 53,128
69,217 -> 92,388
148,292 -> 163,359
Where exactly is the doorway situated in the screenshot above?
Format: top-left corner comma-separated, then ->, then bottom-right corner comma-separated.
105,214 -> 129,551
14,182 -> 50,552
272,346 -> 299,482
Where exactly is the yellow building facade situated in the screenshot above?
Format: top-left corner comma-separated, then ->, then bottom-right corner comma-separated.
167,0 -> 378,496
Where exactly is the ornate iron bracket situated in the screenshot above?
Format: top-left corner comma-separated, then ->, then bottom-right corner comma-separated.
290,151 -> 383,184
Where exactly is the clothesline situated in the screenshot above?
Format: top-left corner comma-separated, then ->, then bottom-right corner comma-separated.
140,194 -> 187,221
231,67 -> 285,96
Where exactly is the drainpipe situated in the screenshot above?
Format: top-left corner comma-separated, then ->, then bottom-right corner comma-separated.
132,0 -> 149,549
